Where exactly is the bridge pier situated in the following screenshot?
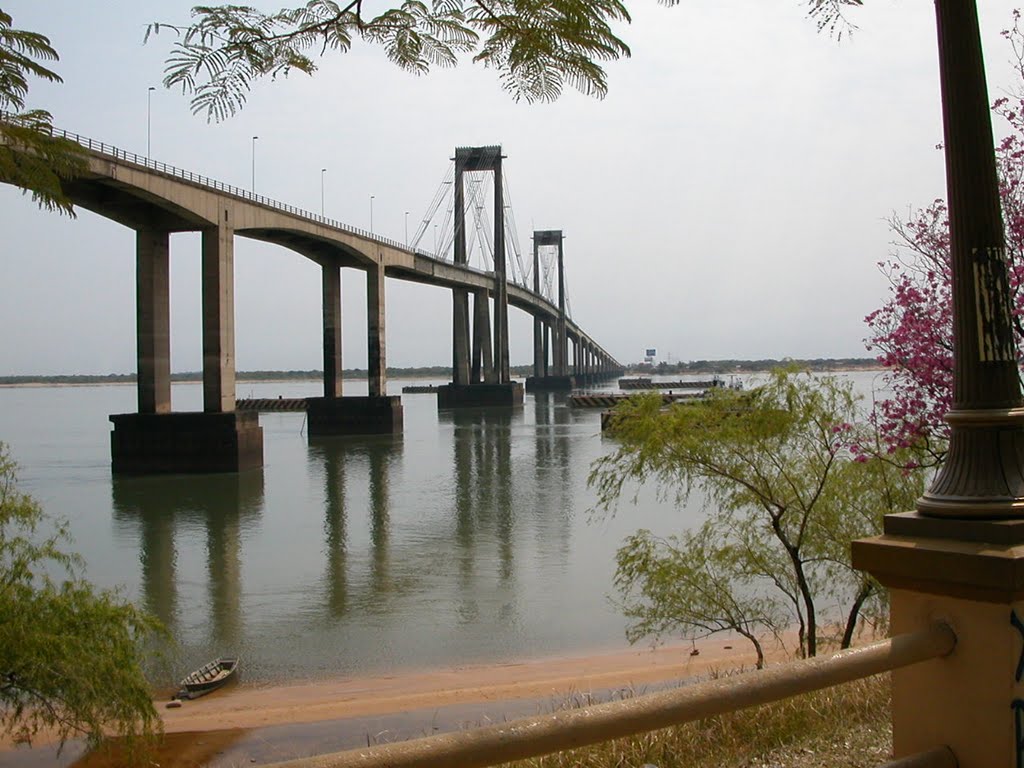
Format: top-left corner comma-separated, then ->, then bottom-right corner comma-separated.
111,220 -> 264,474
438,382 -> 524,409
307,261 -> 403,436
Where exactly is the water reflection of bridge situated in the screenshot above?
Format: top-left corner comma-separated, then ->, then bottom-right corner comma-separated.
110,397 -> 579,676
111,472 -> 264,652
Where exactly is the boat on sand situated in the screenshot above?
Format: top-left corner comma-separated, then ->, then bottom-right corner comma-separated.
174,656 -> 239,700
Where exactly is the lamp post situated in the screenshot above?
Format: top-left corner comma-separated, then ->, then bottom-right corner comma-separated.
434,223 -> 438,255
320,168 -> 327,217
405,211 -> 409,246
146,86 -> 155,157
914,0 -> 1024,518
370,195 -> 375,233
849,8 -> 1024,763
251,136 -> 259,193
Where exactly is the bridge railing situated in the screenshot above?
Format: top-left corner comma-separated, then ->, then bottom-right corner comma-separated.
258,622 -> 957,768
4,111 -> 537,284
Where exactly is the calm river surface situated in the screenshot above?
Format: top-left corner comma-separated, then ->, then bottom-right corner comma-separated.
0,372 -> 880,687
0,377 -> 706,687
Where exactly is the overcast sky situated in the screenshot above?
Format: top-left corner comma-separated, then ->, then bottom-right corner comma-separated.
1,0 -> 1019,374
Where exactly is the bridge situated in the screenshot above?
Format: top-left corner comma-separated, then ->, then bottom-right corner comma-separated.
2,122 -> 623,474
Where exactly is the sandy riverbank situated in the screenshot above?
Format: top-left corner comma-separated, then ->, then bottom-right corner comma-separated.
157,636 -> 760,735
2,635 -> 768,763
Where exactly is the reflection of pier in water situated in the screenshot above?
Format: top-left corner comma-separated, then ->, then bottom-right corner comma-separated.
530,393 -> 574,572
307,437 -> 402,618
111,472 -> 265,650
110,400 -> 584,673
445,401 -> 575,628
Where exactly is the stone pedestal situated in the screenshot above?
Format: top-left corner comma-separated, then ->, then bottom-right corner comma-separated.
306,395 -> 403,436
110,411 -> 263,475
525,375 -> 575,392
437,382 -> 524,409
853,512 -> 1024,766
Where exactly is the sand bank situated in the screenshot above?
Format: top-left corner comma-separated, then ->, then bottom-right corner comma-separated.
157,636 -> 758,735
1,635 -> 763,760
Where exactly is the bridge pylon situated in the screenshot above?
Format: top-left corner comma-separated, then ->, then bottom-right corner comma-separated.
526,230 -> 573,393
438,146 -> 523,409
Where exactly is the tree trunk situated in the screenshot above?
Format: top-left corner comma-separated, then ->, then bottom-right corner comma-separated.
841,581 -> 874,649
739,630 -> 765,669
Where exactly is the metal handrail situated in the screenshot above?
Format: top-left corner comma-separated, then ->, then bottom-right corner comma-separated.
0,111 -> 621,367
262,622 -> 956,768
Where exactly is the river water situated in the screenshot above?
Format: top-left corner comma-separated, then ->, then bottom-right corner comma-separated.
0,377 -> 710,687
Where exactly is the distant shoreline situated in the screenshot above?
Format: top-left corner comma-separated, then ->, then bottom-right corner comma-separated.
0,359 -> 883,388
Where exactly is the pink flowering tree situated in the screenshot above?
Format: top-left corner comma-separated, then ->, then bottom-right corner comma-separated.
865,11 -> 1024,462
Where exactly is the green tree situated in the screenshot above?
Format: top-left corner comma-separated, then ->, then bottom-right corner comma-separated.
0,8 -> 85,214
590,369 -> 925,660
0,444 -> 161,752
148,0 -> 861,121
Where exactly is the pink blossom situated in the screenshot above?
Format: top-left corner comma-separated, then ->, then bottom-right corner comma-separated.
865,19 -> 1024,456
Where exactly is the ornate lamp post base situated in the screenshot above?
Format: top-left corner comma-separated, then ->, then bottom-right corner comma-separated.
918,408 -> 1024,518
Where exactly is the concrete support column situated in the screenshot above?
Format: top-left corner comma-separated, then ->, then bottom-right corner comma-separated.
532,239 -> 543,379
472,290 -> 494,384
532,317 -> 543,378
136,227 -> 171,414
551,324 -> 562,376
543,322 -> 550,377
367,262 -> 386,398
452,149 -> 471,387
493,159 -> 510,384
453,290 -> 471,385
556,236 -> 567,377
201,220 -> 236,413
322,262 -> 343,398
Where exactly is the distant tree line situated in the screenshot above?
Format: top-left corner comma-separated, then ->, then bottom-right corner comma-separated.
627,358 -> 881,375
0,359 -> 882,386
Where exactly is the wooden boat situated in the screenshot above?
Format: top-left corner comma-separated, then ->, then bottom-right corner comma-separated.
174,656 -> 239,700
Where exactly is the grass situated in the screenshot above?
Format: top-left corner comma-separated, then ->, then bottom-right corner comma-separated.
503,673 -> 891,768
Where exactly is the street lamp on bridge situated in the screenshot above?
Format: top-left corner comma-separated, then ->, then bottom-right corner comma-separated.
251,136 -> 259,193
146,86 -> 155,157
321,168 -> 327,217
405,211 -> 409,246
370,194 -> 375,233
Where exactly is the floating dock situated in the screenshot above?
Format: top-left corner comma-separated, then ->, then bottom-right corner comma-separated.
618,377 -> 725,390
236,397 -> 307,412
570,392 -> 706,408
